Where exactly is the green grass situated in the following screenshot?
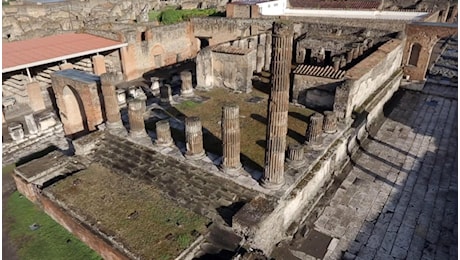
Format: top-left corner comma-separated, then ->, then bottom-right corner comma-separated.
4,192 -> 102,260
3,163 -> 16,175
47,164 -> 209,259
149,8 -> 224,24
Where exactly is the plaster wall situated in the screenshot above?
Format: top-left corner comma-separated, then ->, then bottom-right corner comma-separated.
211,50 -> 256,92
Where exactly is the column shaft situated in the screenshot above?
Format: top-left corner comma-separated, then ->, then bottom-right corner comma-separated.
128,99 -> 147,137
221,104 -> 242,173
185,117 -> 205,159
100,72 -> 123,128
156,119 -> 173,146
305,113 -> 324,147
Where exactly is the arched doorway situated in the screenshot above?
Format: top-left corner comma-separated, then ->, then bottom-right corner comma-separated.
61,85 -> 88,136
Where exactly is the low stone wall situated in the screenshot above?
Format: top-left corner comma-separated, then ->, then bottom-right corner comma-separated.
292,75 -> 343,109
334,39 -> 404,120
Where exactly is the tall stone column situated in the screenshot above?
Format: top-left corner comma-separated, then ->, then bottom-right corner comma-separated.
261,21 -> 293,189
155,119 -> 174,146
180,71 -> 194,97
264,33 -> 272,71
305,113 -> 324,148
128,99 -> 147,138
185,117 -> 205,159
323,111 -> 337,134
221,104 -> 242,174
100,72 -> 125,133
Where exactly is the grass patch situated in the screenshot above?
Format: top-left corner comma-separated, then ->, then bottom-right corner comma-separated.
47,164 -> 208,260
3,163 -> 16,175
149,8 -> 224,24
4,192 -> 101,260
172,87 -> 316,170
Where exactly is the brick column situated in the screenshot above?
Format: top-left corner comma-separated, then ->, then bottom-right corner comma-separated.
332,57 -> 341,71
221,104 -> 242,174
323,111 -> 337,134
155,119 -> 174,146
185,117 -> 205,159
100,72 -> 124,132
286,143 -> 305,168
128,99 -> 147,138
261,21 -> 293,189
180,71 -> 194,97
305,113 -> 324,148
92,55 -> 106,76
26,82 -> 46,112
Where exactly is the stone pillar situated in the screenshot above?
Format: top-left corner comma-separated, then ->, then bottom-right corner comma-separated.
323,111 -> 337,134
180,71 -> 194,97
332,57 -> 341,71
221,104 -> 242,174
346,49 -> 353,63
262,22 -> 293,189
128,99 -> 147,138
100,72 -> 124,131
185,117 -> 205,159
26,82 -> 46,112
256,44 -> 265,73
59,63 -> 73,70
92,55 -> 106,76
160,84 -> 173,105
340,55 -> 347,68
296,48 -> 306,64
150,76 -> 161,96
8,122 -> 24,141
264,33 -> 272,71
24,114 -> 39,135
155,119 -> 174,146
358,43 -> 364,56
196,47 -> 213,90
305,113 -> 324,147
286,143 -> 305,168
352,43 -> 360,59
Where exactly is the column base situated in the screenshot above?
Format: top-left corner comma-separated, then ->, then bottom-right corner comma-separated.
286,158 -> 307,169
155,139 -> 174,147
260,177 -> 285,190
304,140 -> 324,150
324,129 -> 337,134
220,163 -> 243,176
181,89 -> 194,98
185,150 -> 206,160
129,130 -> 149,139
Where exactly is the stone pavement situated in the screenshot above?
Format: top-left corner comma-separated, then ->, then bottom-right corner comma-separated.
313,89 -> 457,259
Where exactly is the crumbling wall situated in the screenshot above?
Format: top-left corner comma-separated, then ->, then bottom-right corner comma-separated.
211,50 -> 256,92
292,75 -> 343,109
119,22 -> 198,80
334,39 -> 404,120
192,17 -> 274,46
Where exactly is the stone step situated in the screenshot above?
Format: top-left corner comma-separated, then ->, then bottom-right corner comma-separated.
5,77 -> 27,86
11,74 -> 29,81
73,64 -> 93,72
43,69 -> 58,75
48,65 -> 60,71
36,75 -> 52,84
37,71 -> 52,79
2,84 -> 28,96
3,80 -> 26,91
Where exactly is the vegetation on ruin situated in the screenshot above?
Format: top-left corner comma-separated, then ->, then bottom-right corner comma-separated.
4,191 -> 102,260
47,163 -> 209,260
3,163 -> 16,175
168,86 -> 316,171
149,8 -> 225,24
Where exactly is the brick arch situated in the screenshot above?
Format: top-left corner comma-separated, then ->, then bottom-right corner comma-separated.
51,70 -> 104,137
402,22 -> 457,81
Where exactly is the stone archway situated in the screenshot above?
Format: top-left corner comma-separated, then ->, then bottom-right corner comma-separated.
51,70 -> 104,137
402,22 -> 457,81
61,85 -> 88,135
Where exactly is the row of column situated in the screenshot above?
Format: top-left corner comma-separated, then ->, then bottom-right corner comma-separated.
227,32 -> 272,73
150,70 -> 194,100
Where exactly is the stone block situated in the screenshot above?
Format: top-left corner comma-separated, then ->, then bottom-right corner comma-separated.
26,81 -> 46,112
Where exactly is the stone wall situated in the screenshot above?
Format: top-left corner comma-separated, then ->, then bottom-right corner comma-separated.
334,39 -> 404,120
292,75 -> 343,109
191,17 -> 274,46
119,22 -> 198,80
211,50 -> 256,92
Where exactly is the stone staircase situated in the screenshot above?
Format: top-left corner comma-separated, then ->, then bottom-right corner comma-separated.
35,65 -> 60,85
73,58 -> 94,73
2,74 -> 29,104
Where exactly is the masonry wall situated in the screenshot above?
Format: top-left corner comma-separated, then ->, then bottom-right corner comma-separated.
120,22 -> 199,80
191,17 -> 274,46
334,39 -> 404,119
211,50 -> 256,92
292,75 -> 343,109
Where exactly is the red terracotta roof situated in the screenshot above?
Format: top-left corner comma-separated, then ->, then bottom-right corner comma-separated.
289,0 -> 380,10
3,33 -> 127,73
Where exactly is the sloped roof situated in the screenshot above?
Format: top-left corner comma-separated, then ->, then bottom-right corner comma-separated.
289,0 -> 381,10
3,33 -> 127,73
